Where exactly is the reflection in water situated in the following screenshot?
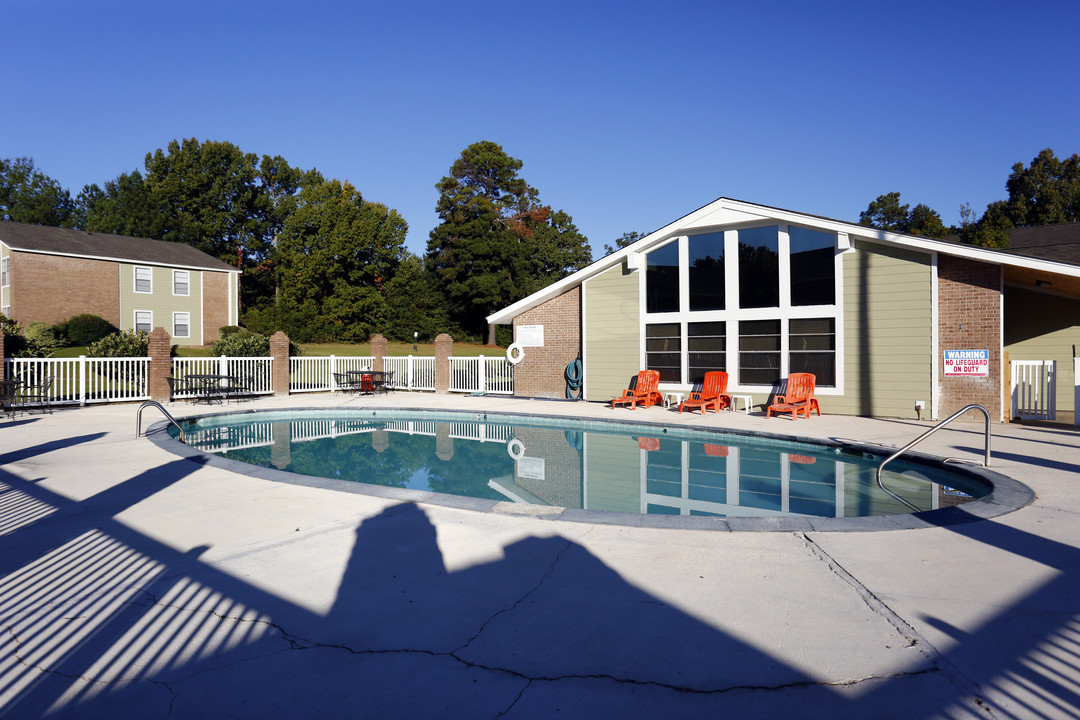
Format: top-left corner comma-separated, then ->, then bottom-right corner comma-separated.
182,416 -> 984,519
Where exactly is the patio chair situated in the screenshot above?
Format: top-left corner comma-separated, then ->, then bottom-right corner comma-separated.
333,372 -> 363,393
678,371 -> 731,414
18,375 -> 54,414
611,370 -> 662,409
767,373 -> 821,420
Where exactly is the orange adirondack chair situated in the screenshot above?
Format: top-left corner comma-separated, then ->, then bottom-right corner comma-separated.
679,371 -> 731,414
612,370 -> 662,409
767,373 -> 821,420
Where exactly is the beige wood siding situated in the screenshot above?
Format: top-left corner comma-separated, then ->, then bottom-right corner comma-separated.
119,264 -> 203,345
832,241 -> 933,417
1005,286 -> 1079,412
583,433 -> 641,513
583,264 -> 640,402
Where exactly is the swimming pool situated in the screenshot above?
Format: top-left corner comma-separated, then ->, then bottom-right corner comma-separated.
153,408 -> 1029,530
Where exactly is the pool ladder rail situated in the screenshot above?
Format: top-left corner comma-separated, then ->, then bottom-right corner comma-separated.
136,401 -> 186,444
876,404 -> 991,511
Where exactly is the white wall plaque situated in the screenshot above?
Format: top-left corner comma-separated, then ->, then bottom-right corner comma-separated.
517,324 -> 545,347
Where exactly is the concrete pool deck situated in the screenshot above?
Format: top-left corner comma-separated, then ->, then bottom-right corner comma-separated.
1,393 -> 1078,719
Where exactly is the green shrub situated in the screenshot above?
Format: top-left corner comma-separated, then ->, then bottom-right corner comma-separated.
63,314 -> 116,346
23,321 -> 63,357
88,330 -> 149,358
218,325 -> 243,339
211,331 -> 270,357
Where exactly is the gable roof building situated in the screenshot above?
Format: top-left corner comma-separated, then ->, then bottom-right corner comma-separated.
488,198 -> 1080,422
1,222 -> 240,345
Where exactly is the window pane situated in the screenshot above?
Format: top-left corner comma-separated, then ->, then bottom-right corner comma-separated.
739,319 -> 780,385
789,226 -> 835,306
174,270 -> 189,295
738,226 -> 779,308
688,321 -> 725,383
790,318 -> 835,386
135,267 -> 152,293
135,312 -> 151,333
646,242 -> 679,313
688,232 -> 724,311
645,323 -> 680,382
174,312 -> 190,338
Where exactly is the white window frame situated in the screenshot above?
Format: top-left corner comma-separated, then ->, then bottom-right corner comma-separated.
640,223 -> 844,394
173,311 -> 190,338
134,310 -> 153,333
134,266 -> 153,294
173,269 -> 190,296
1,257 -> 8,287
1,306 -> 9,318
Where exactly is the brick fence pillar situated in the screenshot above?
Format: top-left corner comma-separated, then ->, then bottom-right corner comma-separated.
434,333 -> 453,394
270,331 -> 291,395
148,327 -> 172,402
371,334 -> 388,374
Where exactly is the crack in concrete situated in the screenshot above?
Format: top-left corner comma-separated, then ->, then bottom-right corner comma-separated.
799,533 -> 999,719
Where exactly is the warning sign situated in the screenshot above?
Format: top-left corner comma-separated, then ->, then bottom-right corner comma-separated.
944,350 -> 989,377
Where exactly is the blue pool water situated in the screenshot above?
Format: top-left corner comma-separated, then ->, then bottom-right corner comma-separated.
174,410 -> 990,520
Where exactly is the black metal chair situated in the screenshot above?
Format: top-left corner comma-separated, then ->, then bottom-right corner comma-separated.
18,375 -> 53,414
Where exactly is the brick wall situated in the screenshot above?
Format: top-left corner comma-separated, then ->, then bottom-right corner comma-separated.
937,255 -> 1002,419
202,271 -> 231,344
10,251 -> 119,326
512,287 -> 581,399
511,426 -> 582,507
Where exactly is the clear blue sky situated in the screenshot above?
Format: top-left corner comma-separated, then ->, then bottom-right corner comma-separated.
4,0 -> 1078,258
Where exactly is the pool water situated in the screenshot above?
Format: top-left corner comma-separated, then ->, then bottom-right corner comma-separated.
175,410 -> 989,520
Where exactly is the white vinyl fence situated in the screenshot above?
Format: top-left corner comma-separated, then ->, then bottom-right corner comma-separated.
289,356 -> 374,393
5,356 -> 150,406
383,356 -> 436,391
1011,360 -> 1056,421
4,353 -> 513,406
448,356 -> 515,394
171,357 -> 275,399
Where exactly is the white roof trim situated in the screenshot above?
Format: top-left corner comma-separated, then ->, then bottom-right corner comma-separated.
487,197 -> 1080,324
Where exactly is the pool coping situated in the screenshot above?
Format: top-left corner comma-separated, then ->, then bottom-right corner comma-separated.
145,406 -> 1036,532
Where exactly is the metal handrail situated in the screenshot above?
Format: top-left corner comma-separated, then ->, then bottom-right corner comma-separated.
876,404 -> 991,510
137,401 -> 186,443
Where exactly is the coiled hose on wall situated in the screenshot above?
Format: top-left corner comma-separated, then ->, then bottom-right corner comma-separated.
565,359 -> 583,400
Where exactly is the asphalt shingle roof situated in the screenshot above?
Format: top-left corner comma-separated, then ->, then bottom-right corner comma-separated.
0,221 -> 236,272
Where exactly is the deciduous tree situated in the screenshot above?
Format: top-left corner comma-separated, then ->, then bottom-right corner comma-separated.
274,179 -> 406,342
859,192 -> 946,238
0,157 -> 75,226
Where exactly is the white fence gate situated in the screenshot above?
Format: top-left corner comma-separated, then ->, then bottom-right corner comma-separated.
1011,360 -> 1056,421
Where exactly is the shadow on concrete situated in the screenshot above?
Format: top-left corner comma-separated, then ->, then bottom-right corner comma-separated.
0,444 -> 1078,717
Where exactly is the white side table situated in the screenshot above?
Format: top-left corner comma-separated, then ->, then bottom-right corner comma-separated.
729,395 -> 754,414
663,392 -> 684,409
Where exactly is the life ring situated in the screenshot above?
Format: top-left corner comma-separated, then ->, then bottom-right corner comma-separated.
506,343 -> 525,365
507,438 -> 525,460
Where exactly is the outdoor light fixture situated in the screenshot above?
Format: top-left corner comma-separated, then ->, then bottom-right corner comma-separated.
413,331 -> 418,352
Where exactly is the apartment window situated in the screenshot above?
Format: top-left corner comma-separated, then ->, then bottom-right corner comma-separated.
687,321 -> 725,384
1,257 -> 8,286
1,306 -> 9,318
645,242 -> 679,313
173,312 -> 190,338
688,232 -> 725,311
738,226 -> 779,309
645,323 -> 681,383
789,318 -> 835,386
789,226 -> 835,306
739,319 -> 781,386
135,311 -> 152,333
173,270 -> 190,296
134,266 -> 152,293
